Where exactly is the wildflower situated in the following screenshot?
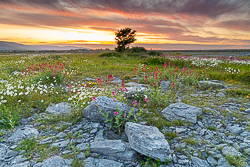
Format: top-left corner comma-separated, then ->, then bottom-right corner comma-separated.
134,68 -> 137,73
133,100 -> 137,106
18,100 -> 21,103
114,111 -> 118,116
112,91 -> 116,96
93,96 -> 97,101
41,100 -> 44,102
172,83 -> 175,87
145,98 -> 149,103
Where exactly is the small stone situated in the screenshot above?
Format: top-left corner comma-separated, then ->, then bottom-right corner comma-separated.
5,150 -> 18,159
56,132 -> 67,139
77,152 -> 86,160
191,156 -> 210,167
46,102 -> 73,115
216,92 -> 225,97
51,139 -> 70,148
207,156 -> 217,166
176,127 -> 187,133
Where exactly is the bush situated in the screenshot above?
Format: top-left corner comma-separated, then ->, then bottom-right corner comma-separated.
99,52 -> 122,57
148,50 -> 163,56
129,47 -> 147,53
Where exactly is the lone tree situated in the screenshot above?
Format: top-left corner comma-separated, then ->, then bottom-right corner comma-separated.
115,28 -> 136,52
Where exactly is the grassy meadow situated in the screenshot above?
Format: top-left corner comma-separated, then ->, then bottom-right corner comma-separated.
0,50 -> 250,165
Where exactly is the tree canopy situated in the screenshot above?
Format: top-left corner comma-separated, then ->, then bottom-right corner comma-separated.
115,28 -> 136,52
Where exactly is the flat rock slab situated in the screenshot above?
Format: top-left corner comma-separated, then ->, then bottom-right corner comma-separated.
227,124 -> 243,135
7,126 -> 39,143
125,122 -> 172,162
46,102 -> 73,115
161,102 -> 202,123
83,157 -> 124,167
191,156 -> 210,167
222,146 -> 242,156
0,144 -> 8,161
199,81 -> 228,89
41,156 -> 72,167
12,161 -> 30,167
90,140 -> 137,162
51,139 -> 70,148
82,96 -> 138,123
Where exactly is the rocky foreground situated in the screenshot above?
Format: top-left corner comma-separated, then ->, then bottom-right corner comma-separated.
0,81 -> 250,167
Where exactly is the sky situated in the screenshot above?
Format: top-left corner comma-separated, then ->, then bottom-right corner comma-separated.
0,0 -> 250,50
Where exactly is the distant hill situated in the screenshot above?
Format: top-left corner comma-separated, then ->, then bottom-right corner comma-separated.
0,41 -> 86,50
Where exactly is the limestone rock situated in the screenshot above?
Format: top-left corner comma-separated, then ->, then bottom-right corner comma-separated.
0,144 -> 8,161
191,156 -> 210,167
199,81 -> 227,89
41,156 -> 72,167
222,146 -> 242,156
227,124 -> 243,135
51,139 -> 70,148
207,156 -> 217,166
161,102 -> 202,123
82,96 -> 138,123
83,157 -> 124,167
125,122 -> 172,162
90,140 -> 137,162
46,102 -> 73,115
216,92 -> 225,97
7,126 -> 39,143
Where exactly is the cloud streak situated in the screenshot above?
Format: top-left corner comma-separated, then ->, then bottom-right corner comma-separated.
0,0 -> 250,48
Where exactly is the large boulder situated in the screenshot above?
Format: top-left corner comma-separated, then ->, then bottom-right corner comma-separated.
199,81 -> 227,89
83,157 -> 124,167
46,102 -> 73,115
7,126 -> 39,143
90,140 -> 137,164
125,122 -> 172,162
82,96 -> 138,123
161,102 -> 202,123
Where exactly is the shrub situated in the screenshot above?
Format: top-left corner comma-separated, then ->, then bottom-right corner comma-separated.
129,46 -> 147,53
99,52 -> 122,58
148,50 -> 163,56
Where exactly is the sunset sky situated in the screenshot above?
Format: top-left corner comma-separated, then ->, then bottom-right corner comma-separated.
0,0 -> 250,50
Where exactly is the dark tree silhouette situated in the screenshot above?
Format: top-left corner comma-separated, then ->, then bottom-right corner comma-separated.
115,28 -> 136,52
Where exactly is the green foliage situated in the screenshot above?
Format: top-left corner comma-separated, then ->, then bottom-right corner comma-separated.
15,137 -> 38,159
207,126 -> 217,131
115,27 -> 136,52
148,50 -> 163,56
99,52 -> 122,57
140,156 -> 172,167
225,154 -> 246,167
129,46 -> 147,53
164,132 -> 178,139
183,138 -> 198,146
99,106 -> 140,135
0,105 -> 21,130
34,70 -> 65,85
